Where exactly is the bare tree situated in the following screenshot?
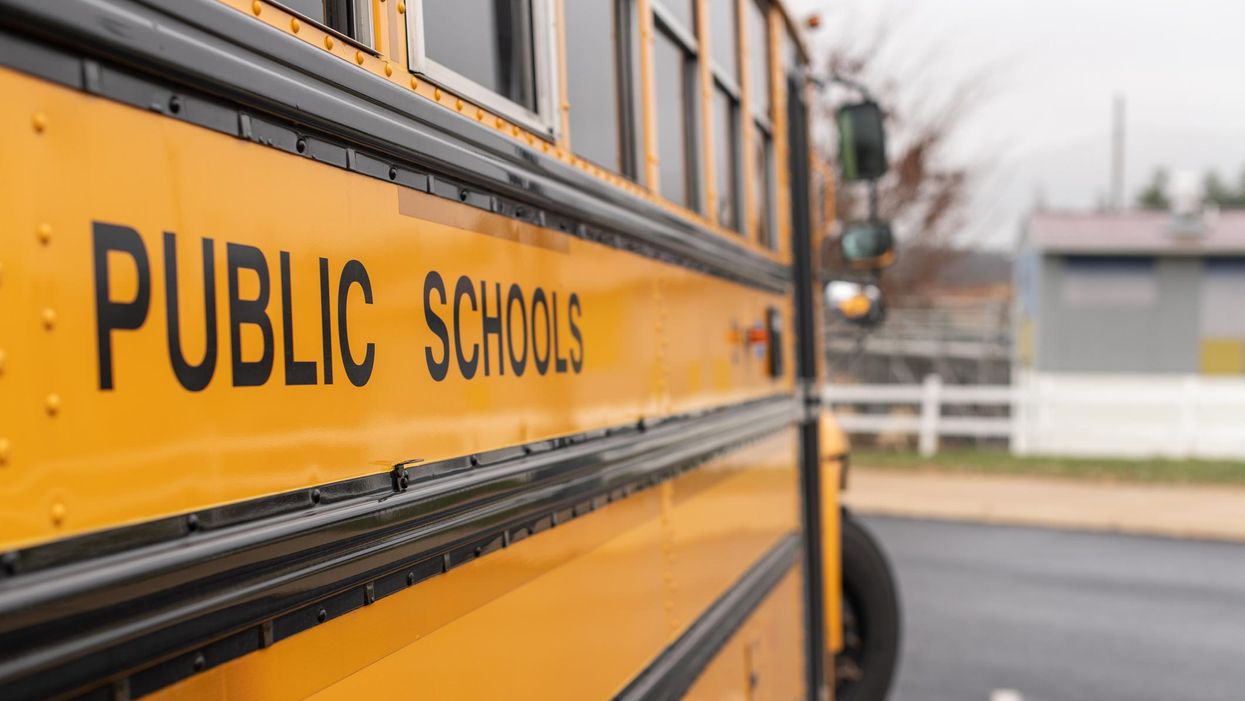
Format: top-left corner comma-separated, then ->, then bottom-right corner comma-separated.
813,11 -> 993,302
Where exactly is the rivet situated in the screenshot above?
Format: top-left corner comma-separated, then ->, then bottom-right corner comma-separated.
41,308 -> 56,330
187,513 -> 200,531
296,137 -> 307,153
168,95 -> 182,114
36,223 -> 51,244
251,0 -> 261,15
324,35 -> 334,49
311,488 -> 321,504
31,112 -> 47,133
541,142 -> 548,152
355,51 -> 365,65
290,17 -> 300,32
388,166 -> 398,180
406,571 -> 416,586
433,88 -> 442,101
193,653 -> 206,672
410,77 -> 418,89
561,101 -> 569,112
476,108 -> 483,120
495,117 -> 503,128
384,63 -> 393,77
511,126 -> 519,136
316,608 -> 328,623
50,501 -> 66,526
455,98 -> 463,111
0,438 -> 10,466
45,393 -> 61,416
397,1 -> 406,13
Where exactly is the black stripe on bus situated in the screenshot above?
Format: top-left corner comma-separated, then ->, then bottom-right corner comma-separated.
0,2 -> 791,294
0,397 -> 797,700
613,533 -> 803,701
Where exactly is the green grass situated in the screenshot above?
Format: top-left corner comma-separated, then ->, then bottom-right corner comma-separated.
851,448 -> 1245,486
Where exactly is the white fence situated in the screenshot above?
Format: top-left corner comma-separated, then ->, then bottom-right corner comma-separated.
824,372 -> 1245,459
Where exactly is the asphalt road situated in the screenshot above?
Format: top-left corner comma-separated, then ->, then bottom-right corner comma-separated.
862,515 -> 1245,701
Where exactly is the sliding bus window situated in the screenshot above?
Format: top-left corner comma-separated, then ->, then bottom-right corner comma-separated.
652,2 -> 702,211
748,0 -> 776,248
565,0 -> 637,178
708,0 -> 742,232
712,85 -> 740,230
408,0 -> 557,134
279,0 -> 374,47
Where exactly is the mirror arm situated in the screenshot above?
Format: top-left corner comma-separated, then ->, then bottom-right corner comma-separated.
868,180 -> 880,222
826,73 -> 875,101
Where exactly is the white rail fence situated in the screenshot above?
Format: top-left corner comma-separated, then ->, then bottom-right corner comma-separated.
824,375 -> 1012,456
823,374 -> 1245,459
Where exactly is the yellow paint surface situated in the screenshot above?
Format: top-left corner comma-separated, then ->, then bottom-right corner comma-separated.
0,67 -> 793,550
149,432 -> 800,700
682,569 -> 806,701
1200,338 -> 1245,375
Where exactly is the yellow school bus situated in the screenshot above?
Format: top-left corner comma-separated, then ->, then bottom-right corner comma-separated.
0,1 -> 897,699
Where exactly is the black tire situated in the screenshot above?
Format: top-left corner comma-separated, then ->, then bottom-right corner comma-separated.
835,508 -> 901,701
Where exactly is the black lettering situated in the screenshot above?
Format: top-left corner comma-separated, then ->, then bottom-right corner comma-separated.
506,283 -> 528,377
338,259 -> 375,387
319,257 -> 334,385
531,287 -> 551,375
163,233 -> 216,391
93,222 -> 151,390
424,271 -> 450,381
227,243 -> 274,387
552,292 -> 569,374
569,293 -> 584,374
280,252 -> 318,386
453,275 -> 479,379
481,281 -> 504,376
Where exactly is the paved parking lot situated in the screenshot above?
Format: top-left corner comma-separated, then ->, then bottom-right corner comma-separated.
864,515 -> 1245,701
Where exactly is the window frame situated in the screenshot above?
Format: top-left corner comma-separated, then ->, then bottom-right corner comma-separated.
564,0 -> 641,179
747,0 -> 776,248
650,0 -> 703,212
707,3 -> 743,233
405,0 -> 561,138
274,0 -> 378,52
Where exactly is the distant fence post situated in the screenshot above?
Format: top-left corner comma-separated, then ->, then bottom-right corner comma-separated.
918,374 -> 942,456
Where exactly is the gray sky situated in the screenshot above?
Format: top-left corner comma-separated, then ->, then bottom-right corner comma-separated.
790,0 -> 1245,249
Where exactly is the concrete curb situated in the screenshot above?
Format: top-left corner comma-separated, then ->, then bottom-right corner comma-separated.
843,468 -> 1245,543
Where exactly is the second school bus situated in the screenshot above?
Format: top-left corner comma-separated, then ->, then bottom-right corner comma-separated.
0,0 -> 899,699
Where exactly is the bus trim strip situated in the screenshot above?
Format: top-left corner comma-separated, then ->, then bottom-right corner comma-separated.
0,397 -> 797,700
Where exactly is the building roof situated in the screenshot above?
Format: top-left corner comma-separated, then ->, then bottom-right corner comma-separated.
1025,210 -> 1245,255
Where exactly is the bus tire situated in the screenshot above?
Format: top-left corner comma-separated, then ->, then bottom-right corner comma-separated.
835,508 -> 901,701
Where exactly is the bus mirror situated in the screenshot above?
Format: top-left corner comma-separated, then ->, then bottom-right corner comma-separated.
825,280 -> 885,326
838,100 -> 888,182
840,221 -> 895,268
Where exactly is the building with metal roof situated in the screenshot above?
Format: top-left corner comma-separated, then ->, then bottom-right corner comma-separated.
1013,210 -> 1245,457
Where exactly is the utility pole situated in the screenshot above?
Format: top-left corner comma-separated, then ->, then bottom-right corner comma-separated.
1110,94 -> 1126,210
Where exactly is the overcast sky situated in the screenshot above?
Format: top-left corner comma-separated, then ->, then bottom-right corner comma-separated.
789,0 -> 1245,249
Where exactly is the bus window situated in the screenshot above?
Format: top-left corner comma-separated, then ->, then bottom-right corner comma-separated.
712,85 -> 740,230
708,0 -> 742,232
709,0 -> 739,83
748,0 -> 776,248
279,0 -> 373,46
652,3 -> 701,210
565,0 -> 636,177
410,0 -> 554,132
753,121 -> 774,246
